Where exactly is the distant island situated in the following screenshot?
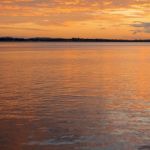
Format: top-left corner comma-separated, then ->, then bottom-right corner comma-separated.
0,37 -> 150,42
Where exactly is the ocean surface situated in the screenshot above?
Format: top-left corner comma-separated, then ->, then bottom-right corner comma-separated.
0,42 -> 149,150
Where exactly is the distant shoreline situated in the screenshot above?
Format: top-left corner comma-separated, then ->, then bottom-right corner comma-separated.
0,37 -> 150,42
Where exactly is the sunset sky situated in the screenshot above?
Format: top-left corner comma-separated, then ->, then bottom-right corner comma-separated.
0,0 -> 150,39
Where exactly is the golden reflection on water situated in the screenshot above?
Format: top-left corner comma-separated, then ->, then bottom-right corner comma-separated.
0,43 -> 149,150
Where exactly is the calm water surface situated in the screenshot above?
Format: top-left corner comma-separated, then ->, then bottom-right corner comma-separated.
0,42 -> 149,150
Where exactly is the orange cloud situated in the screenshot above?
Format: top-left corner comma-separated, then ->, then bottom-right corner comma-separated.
0,0 -> 150,39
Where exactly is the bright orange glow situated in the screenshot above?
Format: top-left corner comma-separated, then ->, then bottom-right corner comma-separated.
0,0 -> 150,39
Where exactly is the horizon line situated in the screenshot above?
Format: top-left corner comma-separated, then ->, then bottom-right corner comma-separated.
0,37 -> 150,42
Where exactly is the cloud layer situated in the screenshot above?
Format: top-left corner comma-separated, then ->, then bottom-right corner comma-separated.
0,0 -> 150,38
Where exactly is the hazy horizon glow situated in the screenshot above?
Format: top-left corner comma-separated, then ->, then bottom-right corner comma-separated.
0,0 -> 150,39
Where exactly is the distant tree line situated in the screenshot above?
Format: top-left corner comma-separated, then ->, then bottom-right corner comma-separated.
0,37 -> 150,42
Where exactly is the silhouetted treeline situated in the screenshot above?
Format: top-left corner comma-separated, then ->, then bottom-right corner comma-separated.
0,37 -> 150,42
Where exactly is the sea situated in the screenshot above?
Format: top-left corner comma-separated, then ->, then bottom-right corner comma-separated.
0,42 -> 149,150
